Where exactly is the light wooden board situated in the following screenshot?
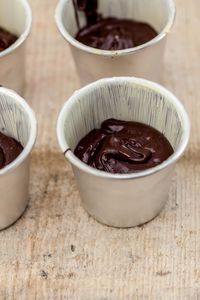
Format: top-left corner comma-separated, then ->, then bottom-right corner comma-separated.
0,0 -> 200,299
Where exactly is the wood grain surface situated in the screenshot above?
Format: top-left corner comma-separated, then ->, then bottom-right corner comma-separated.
0,0 -> 199,299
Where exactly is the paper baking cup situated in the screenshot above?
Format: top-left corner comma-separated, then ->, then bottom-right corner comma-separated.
0,87 -> 37,230
0,0 -> 32,95
57,77 -> 190,228
56,0 -> 176,84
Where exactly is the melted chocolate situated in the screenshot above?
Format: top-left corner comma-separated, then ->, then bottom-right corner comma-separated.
74,0 -> 157,50
74,0 -> 99,26
74,119 -> 174,174
0,27 -> 18,52
0,132 -> 23,169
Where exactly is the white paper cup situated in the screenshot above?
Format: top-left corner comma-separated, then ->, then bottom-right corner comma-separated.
55,0 -> 176,85
0,0 -> 32,95
0,87 -> 37,230
57,77 -> 190,228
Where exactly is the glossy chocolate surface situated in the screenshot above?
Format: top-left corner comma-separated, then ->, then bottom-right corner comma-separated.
0,132 -> 23,169
74,0 -> 157,50
0,27 -> 18,52
74,119 -> 174,174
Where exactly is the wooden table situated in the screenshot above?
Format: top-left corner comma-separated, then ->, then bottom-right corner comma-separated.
0,0 -> 199,299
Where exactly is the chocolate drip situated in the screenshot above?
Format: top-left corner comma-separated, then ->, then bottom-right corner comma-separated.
76,0 -> 99,26
73,0 -> 157,50
74,119 -> 174,174
0,132 -> 23,169
0,27 -> 18,52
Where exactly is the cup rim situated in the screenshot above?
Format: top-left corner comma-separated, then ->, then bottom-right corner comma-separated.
55,0 -> 176,57
0,87 -> 37,176
57,77 -> 190,180
0,0 -> 32,59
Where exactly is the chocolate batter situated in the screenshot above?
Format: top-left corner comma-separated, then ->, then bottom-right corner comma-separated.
74,0 -> 157,50
0,27 -> 18,52
74,119 -> 174,174
0,132 -> 23,169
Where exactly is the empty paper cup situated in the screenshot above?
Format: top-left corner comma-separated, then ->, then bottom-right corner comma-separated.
55,0 -> 176,85
0,0 -> 32,95
0,87 -> 37,230
57,77 -> 190,228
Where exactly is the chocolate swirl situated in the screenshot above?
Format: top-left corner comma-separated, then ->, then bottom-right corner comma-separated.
0,132 -> 23,169
74,0 -> 157,50
74,119 -> 174,174
76,18 -> 157,50
0,27 -> 18,52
